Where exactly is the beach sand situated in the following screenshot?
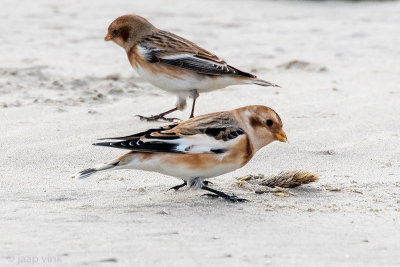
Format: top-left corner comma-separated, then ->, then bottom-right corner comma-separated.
1,0 -> 400,266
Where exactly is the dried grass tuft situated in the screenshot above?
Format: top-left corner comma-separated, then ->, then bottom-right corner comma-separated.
237,170 -> 318,188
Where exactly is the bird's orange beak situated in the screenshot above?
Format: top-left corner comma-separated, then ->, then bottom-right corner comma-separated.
275,129 -> 288,143
104,33 -> 112,41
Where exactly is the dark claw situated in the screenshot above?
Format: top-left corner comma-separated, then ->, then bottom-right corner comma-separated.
226,195 -> 248,203
168,181 -> 187,191
202,193 -> 248,202
201,185 -> 248,203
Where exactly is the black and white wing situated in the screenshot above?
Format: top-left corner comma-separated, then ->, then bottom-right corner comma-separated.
93,114 -> 245,154
138,31 -> 256,78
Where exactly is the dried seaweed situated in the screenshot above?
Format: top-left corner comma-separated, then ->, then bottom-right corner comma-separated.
237,170 -> 319,188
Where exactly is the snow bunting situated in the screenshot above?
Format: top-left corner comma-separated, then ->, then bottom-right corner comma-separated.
74,105 -> 287,202
105,14 -> 279,121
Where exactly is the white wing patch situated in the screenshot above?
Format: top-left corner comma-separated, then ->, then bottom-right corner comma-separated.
141,133 -> 241,154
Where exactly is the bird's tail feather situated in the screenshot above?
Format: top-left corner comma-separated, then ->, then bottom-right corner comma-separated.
246,78 -> 280,87
72,160 -> 120,179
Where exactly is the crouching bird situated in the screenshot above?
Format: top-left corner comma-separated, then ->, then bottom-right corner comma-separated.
105,14 -> 280,121
73,105 -> 287,202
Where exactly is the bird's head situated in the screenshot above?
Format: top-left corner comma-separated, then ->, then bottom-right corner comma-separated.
105,14 -> 155,51
241,105 -> 287,151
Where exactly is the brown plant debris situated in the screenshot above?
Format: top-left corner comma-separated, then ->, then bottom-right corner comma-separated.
237,170 -> 319,188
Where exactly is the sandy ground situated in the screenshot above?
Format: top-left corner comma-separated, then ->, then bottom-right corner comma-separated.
1,0 -> 400,266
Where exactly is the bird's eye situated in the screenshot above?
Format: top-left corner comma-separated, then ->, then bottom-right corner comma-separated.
266,119 -> 274,126
112,29 -> 118,35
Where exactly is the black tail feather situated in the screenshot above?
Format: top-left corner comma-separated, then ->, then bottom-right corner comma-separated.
73,161 -> 120,179
74,168 -> 98,179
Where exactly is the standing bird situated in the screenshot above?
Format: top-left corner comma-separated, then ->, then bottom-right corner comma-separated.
105,14 -> 280,121
73,105 -> 287,202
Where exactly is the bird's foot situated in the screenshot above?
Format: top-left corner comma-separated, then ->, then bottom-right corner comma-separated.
201,193 -> 248,203
201,185 -> 247,203
136,114 -> 180,122
168,181 -> 187,191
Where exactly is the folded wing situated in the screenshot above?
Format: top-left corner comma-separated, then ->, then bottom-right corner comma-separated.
139,31 -> 256,78
93,113 -> 245,154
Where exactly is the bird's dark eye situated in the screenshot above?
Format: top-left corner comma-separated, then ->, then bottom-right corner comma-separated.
266,119 -> 274,126
112,29 -> 118,35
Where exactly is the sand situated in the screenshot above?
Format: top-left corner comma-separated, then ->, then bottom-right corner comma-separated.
1,0 -> 400,266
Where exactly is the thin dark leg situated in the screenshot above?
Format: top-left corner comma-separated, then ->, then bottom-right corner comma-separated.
201,185 -> 247,203
189,97 -> 197,118
168,181 -> 187,191
189,90 -> 199,118
136,107 -> 180,122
